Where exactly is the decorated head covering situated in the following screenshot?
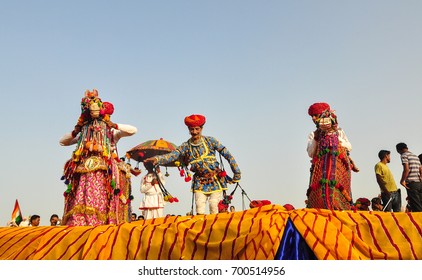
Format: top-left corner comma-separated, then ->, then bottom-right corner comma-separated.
184,114 -> 206,127
102,102 -> 114,115
283,203 -> 295,211
357,197 -> 370,205
308,102 -> 330,116
218,200 -> 229,212
356,198 -> 371,208
249,200 -> 271,208
80,89 -> 103,114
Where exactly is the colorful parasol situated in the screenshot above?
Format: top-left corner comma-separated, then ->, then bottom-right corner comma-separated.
126,138 -> 178,164
126,138 -> 180,203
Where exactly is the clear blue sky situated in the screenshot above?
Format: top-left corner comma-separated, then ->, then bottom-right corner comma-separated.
1,1 -> 422,225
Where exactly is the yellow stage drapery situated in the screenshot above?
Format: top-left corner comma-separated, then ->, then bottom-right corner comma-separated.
0,205 -> 421,260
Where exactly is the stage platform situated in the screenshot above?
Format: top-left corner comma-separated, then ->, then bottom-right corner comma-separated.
1,205 -> 421,260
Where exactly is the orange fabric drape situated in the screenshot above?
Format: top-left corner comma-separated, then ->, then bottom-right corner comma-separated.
1,206 -> 421,260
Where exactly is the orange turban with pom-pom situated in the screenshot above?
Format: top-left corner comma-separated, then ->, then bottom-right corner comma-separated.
184,114 -> 206,127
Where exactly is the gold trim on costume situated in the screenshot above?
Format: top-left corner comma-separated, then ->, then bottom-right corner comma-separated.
74,156 -> 108,173
63,205 -> 108,222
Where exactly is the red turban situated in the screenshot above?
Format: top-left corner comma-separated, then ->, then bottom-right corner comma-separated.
356,198 -> 370,207
249,200 -> 271,208
184,114 -> 206,127
218,200 -> 229,212
102,102 -> 114,115
283,204 -> 295,211
308,102 -> 330,116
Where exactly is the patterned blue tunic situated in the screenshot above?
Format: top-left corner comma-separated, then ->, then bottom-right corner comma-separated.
155,136 -> 241,194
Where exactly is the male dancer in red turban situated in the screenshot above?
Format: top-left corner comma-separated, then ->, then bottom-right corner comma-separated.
145,114 -> 241,215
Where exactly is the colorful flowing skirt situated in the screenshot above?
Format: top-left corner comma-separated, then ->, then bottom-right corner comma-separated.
307,144 -> 353,210
63,170 -> 110,226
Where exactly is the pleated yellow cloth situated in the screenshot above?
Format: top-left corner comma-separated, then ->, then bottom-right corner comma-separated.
290,208 -> 422,260
0,204 -> 287,260
0,206 -> 421,260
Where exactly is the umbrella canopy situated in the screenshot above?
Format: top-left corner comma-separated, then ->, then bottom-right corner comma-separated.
126,138 -> 178,163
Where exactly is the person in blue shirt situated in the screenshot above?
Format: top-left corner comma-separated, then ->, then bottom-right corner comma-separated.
145,114 -> 241,215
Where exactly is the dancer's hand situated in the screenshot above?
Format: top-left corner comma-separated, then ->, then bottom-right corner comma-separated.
71,125 -> 81,138
233,173 -> 241,182
106,120 -> 118,129
228,173 -> 241,184
313,129 -> 321,141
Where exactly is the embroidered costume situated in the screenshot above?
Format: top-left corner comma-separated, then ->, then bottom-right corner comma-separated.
306,103 -> 354,210
60,90 -> 137,226
153,115 -> 241,215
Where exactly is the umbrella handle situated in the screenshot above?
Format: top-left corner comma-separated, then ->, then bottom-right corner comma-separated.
152,169 -> 169,196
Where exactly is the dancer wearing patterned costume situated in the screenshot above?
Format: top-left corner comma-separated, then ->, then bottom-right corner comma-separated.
60,89 -> 137,226
144,114 -> 241,215
306,103 -> 355,210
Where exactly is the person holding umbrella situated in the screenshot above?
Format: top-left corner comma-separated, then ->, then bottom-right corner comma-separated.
144,114 -> 241,215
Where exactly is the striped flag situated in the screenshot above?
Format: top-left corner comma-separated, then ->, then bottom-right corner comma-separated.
11,199 -> 23,226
